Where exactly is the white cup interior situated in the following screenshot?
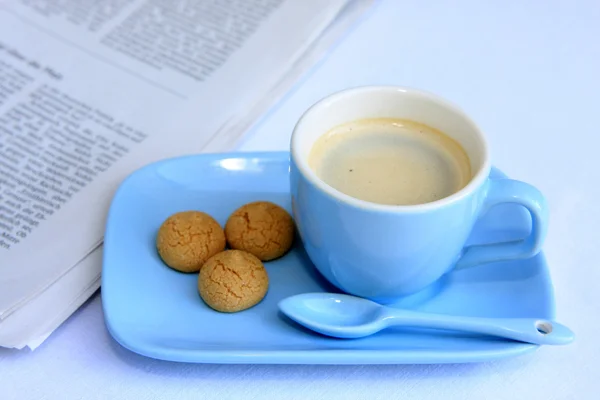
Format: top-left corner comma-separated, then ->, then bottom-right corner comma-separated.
291,86 -> 491,210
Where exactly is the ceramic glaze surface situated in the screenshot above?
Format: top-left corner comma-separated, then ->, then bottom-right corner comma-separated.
290,86 -> 548,300
102,152 -> 555,364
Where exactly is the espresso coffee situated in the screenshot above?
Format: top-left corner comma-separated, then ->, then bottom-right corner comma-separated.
308,118 -> 472,206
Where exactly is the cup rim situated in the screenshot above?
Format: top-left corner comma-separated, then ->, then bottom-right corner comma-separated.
290,85 -> 492,213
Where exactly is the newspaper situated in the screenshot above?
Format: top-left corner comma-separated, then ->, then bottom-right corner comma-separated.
0,0 -> 374,349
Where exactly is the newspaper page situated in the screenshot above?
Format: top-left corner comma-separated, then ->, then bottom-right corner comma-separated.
0,0 -> 355,322
1,0 -> 376,350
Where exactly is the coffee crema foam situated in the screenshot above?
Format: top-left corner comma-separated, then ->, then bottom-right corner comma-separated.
308,118 -> 472,206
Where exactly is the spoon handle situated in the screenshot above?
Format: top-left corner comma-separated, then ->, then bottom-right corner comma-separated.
380,308 -> 574,345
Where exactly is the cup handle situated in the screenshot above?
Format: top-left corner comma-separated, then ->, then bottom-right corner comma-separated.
455,178 -> 549,270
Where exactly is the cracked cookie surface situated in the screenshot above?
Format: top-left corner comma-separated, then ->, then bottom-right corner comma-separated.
198,249 -> 269,312
225,201 -> 294,261
156,211 -> 226,273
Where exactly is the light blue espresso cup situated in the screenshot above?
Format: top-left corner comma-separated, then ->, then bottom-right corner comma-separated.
290,86 -> 548,301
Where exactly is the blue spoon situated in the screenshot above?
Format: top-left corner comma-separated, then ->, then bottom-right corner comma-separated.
278,293 -> 574,345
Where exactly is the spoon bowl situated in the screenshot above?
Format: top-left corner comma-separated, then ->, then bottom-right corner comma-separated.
279,293 -> 387,338
278,293 -> 575,345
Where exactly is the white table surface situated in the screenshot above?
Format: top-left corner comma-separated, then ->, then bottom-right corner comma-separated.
2,1 -> 598,399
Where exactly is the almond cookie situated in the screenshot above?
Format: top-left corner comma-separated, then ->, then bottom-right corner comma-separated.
198,250 -> 269,312
156,211 -> 226,273
225,201 -> 294,261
